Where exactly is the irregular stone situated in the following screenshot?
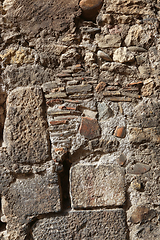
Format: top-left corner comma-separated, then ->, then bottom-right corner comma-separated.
128,46 -> 147,52
129,127 -> 160,144
98,102 -> 114,121
79,117 -> 100,139
79,0 -> 104,21
100,139 -> 119,153
3,87 -> 50,164
114,126 -> 126,138
125,24 -> 152,48
141,78 -> 154,97
2,65 -> 56,91
127,163 -> 150,174
138,65 -> 151,78
70,163 -> 125,208
96,82 -> 106,92
97,50 -> 112,61
117,154 -> 127,166
45,92 -> 67,99
83,109 -> 97,118
113,47 -> 135,63
4,0 -> 81,37
131,179 -> 142,191
66,84 -> 92,94
2,173 -> 61,237
95,34 -> 121,48
32,209 -> 126,240
130,206 -> 149,223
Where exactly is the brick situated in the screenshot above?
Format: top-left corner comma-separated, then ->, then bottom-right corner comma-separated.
45,92 -> 67,99
3,87 -> 50,164
70,163 -> 125,208
114,126 -> 126,138
79,117 -> 100,139
105,96 -> 132,102
50,120 -> 67,125
32,209 -> 126,240
66,84 -> 92,94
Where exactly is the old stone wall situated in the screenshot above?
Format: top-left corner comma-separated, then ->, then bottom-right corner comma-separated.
0,0 -> 160,239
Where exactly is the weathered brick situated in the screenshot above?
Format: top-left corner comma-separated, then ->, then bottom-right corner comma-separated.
114,126 -> 126,138
70,163 -> 125,208
45,92 -> 67,99
79,117 -> 100,139
32,209 -> 126,240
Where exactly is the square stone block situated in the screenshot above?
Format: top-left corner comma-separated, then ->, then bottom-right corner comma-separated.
70,163 -> 125,209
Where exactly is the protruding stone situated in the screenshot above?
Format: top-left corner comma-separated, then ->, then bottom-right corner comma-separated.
79,117 -> 100,139
127,163 -> 150,174
79,0 -> 104,21
113,47 -> 135,63
117,154 -> 127,166
114,126 -> 126,138
32,209 -> 126,240
97,50 -> 112,61
70,163 -> 125,208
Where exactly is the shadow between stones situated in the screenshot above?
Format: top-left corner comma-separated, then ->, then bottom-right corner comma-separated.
58,154 -> 72,211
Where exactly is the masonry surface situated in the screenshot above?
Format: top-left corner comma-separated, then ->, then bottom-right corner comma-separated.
0,0 -> 160,239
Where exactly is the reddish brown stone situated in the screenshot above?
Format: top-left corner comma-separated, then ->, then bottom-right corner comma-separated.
128,81 -> 143,86
130,206 -> 149,223
50,120 -> 67,125
79,117 -> 100,139
59,106 -> 77,110
114,126 -> 126,138
46,99 -> 63,106
79,0 -> 104,21
96,82 -> 106,93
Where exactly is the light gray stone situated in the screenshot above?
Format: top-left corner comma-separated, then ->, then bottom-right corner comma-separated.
113,47 -> 135,63
70,163 -> 125,208
95,34 -> 121,48
32,209 -> 126,240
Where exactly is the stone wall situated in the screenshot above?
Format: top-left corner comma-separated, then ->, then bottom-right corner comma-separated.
0,0 -> 160,239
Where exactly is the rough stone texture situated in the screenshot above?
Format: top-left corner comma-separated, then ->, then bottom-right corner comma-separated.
0,0 -> 160,239
2,173 -> 61,239
3,87 -> 50,164
32,209 -> 126,240
70,163 -> 125,208
4,0 -> 81,37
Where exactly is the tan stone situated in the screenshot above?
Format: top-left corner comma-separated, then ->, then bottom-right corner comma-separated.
3,87 -> 50,164
95,33 -> 121,48
70,163 -> 125,208
113,47 -> 135,63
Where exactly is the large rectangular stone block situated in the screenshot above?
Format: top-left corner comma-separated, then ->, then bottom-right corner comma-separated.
32,209 -> 126,240
70,163 -> 125,208
3,87 -> 50,164
2,173 -> 61,226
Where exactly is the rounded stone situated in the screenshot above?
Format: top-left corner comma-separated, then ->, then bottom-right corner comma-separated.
79,0 -> 104,21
